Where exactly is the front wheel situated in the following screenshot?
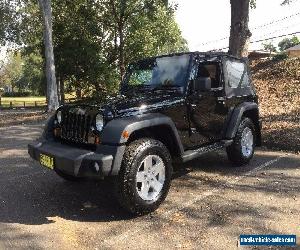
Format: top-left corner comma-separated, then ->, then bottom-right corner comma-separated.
226,118 -> 256,166
115,138 -> 173,215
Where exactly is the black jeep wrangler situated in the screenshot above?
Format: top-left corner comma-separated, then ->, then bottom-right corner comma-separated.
28,52 -> 261,214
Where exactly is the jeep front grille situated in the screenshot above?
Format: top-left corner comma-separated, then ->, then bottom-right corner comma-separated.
60,110 -> 94,144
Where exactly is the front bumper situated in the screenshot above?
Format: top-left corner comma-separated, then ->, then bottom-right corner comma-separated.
28,141 -> 115,178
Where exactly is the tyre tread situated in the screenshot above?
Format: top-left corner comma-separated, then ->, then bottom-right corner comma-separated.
226,117 -> 255,166
115,138 -> 172,215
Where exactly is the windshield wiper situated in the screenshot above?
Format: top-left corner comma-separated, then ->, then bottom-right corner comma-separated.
123,84 -> 151,90
152,84 -> 182,92
122,84 -> 153,94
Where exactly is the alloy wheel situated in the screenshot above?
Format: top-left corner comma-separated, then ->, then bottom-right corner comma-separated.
136,154 -> 166,201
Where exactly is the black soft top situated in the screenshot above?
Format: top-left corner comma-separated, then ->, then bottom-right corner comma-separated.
133,51 -> 244,66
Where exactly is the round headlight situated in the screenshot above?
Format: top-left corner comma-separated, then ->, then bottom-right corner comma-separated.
56,110 -> 62,124
95,114 -> 104,131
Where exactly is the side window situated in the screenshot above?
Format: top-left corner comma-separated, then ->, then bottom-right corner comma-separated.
241,71 -> 250,87
197,63 -> 221,88
226,60 -> 249,88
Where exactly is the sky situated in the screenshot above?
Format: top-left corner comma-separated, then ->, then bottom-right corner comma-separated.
171,0 -> 300,52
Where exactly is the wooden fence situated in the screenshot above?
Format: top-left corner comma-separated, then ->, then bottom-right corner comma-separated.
0,98 -> 76,109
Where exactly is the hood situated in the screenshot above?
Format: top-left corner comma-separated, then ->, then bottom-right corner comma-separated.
69,91 -> 184,119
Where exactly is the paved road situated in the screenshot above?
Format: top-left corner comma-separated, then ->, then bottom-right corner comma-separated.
0,124 -> 299,249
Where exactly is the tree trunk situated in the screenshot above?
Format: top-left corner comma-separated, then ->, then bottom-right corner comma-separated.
76,88 -> 81,99
57,76 -> 61,103
38,0 -> 59,112
228,0 -> 252,58
118,26 -> 125,81
60,77 -> 65,104
56,76 -> 65,104
118,0 -> 126,81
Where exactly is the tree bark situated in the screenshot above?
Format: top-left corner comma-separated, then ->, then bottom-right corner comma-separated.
57,76 -> 61,103
60,77 -> 65,104
76,88 -> 81,99
57,76 -> 65,104
118,0 -> 126,81
38,0 -> 59,112
118,24 -> 125,80
228,0 -> 252,58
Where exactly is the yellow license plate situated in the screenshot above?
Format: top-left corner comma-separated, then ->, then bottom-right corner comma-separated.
40,154 -> 54,169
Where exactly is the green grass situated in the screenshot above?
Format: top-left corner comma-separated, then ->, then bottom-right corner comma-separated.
0,94 -> 75,107
1,96 -> 46,102
0,96 -> 46,107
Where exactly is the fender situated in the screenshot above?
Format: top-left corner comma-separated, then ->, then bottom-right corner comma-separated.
101,113 -> 184,153
225,102 -> 260,140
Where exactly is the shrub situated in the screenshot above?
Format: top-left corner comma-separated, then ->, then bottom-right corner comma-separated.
272,53 -> 288,62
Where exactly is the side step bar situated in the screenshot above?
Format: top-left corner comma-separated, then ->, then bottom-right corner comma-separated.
180,139 -> 233,163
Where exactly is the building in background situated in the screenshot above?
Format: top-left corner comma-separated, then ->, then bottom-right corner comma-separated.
285,44 -> 300,57
248,50 -> 277,60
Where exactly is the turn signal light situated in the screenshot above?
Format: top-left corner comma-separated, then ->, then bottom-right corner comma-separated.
122,130 -> 130,139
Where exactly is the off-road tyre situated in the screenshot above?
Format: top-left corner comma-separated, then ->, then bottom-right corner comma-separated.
226,117 -> 256,166
115,138 -> 173,215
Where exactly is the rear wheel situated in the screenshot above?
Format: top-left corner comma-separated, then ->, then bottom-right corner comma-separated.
115,138 -> 173,215
226,118 -> 255,166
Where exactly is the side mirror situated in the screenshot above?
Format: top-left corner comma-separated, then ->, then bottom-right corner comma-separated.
193,77 -> 211,92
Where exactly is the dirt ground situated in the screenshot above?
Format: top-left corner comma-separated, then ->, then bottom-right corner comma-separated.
0,122 -> 299,249
251,58 -> 300,153
0,109 -> 48,127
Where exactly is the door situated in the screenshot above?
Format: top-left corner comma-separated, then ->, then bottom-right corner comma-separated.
187,62 -> 228,148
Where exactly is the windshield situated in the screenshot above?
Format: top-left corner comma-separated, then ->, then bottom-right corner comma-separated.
122,54 -> 191,92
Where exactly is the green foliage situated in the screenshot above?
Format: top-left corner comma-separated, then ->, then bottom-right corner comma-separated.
51,0 -> 121,95
272,52 -> 289,61
2,91 -> 31,97
278,36 -> 300,51
250,0 -> 295,8
20,51 -> 45,95
0,0 -> 22,45
0,49 -> 45,95
0,1 -> 45,95
2,0 -> 187,97
124,5 -> 187,64
262,42 -> 277,53
0,51 -> 23,91
250,0 -> 256,9
281,0 -> 296,5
